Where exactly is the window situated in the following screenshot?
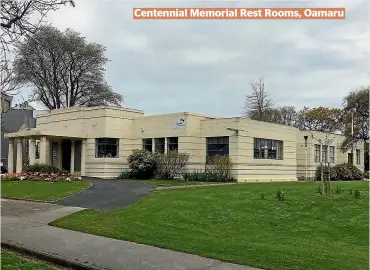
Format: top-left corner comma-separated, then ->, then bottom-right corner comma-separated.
167,137 -> 178,152
206,136 -> 229,160
154,138 -> 165,153
322,146 -> 328,163
348,153 -> 353,165
253,138 -> 283,160
356,149 -> 361,164
314,144 -> 320,162
329,146 -> 335,163
35,141 -> 40,159
142,138 -> 152,152
95,138 -> 119,158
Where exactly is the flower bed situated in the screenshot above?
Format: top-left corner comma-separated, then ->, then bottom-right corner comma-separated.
1,171 -> 82,182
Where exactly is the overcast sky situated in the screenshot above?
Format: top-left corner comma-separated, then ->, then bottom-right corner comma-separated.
23,0 -> 370,116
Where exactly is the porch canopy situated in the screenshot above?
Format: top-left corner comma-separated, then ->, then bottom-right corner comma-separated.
5,126 -> 87,175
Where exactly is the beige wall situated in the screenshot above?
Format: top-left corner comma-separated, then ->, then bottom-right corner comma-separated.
296,131 -> 364,180
31,107 -> 365,181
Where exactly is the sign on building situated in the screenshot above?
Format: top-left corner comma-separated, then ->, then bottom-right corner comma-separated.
174,118 -> 186,129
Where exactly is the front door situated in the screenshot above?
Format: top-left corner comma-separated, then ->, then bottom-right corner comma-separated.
62,140 -> 71,172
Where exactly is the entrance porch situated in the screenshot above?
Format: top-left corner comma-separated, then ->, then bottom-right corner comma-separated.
5,127 -> 87,175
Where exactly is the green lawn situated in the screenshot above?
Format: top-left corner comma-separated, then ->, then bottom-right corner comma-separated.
51,181 -> 369,270
1,250 -> 54,270
1,181 -> 91,201
137,179 -> 221,187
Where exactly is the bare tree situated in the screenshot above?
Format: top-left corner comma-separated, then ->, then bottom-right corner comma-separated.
311,132 -> 335,196
1,0 -> 75,94
244,77 -> 273,120
13,26 -> 123,109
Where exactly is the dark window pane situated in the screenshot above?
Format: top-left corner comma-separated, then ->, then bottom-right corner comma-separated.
96,138 -> 119,158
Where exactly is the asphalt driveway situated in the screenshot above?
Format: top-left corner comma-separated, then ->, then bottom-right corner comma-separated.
55,178 -> 153,211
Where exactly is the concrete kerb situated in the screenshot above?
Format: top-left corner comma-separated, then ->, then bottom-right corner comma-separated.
1,181 -> 94,203
2,241 -> 102,270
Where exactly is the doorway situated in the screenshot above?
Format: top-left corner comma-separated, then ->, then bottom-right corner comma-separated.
62,140 -> 71,172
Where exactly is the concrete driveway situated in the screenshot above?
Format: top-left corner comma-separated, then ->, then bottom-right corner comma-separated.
55,178 -> 153,211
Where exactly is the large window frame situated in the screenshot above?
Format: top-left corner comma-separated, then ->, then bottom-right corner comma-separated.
253,138 -> 283,160
356,149 -> 361,165
142,138 -> 153,152
329,146 -> 335,163
95,138 -> 119,158
206,136 -> 229,161
167,137 -> 179,152
322,146 -> 328,163
314,144 -> 320,163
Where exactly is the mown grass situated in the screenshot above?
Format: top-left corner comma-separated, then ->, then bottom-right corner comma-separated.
51,181 -> 369,270
1,181 -> 91,201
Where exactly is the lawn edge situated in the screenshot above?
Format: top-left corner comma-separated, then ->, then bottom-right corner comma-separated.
1,241 -> 99,270
1,181 -> 93,203
155,182 -> 238,190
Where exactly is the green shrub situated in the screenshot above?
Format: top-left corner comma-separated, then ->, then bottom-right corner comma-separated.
183,170 -> 236,182
155,151 -> 190,180
205,155 -> 234,182
260,193 -> 265,200
127,150 -> 158,179
25,163 -> 65,175
315,163 -> 363,181
276,191 -> 285,201
364,171 -> 369,179
349,189 -> 353,195
118,171 -> 132,179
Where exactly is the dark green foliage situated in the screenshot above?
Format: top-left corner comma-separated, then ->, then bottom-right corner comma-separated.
349,189 -> 353,195
355,190 -> 361,199
260,193 -> 265,199
276,190 -> 285,201
364,171 -> 369,179
315,163 -> 363,181
334,187 -> 342,194
316,185 -> 322,195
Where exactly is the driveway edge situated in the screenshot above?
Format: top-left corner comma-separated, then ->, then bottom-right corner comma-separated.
1,241 -> 103,270
1,181 -> 94,203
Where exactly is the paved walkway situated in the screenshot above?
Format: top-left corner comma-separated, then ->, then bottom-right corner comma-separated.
55,178 -> 153,211
1,199 -> 261,270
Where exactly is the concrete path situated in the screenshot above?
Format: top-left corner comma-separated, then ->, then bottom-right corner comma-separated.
1,199 -> 261,270
55,178 -> 153,211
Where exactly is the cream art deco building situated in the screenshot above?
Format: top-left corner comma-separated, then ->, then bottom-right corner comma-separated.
5,106 -> 364,182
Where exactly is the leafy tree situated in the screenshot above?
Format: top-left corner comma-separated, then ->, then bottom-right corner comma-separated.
13,26 -> 123,109
341,87 -> 369,151
295,106 -> 342,133
244,77 -> 273,121
1,0 -> 75,94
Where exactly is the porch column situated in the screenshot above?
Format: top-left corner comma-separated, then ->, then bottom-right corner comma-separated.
7,138 -> 14,173
152,138 -> 155,153
16,139 -> 23,173
29,138 -> 36,165
58,141 -> 62,170
39,136 -> 48,164
81,139 -> 86,176
70,140 -> 75,174
164,137 -> 168,154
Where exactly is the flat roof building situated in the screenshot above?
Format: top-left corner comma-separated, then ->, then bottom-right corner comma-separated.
5,106 -> 364,182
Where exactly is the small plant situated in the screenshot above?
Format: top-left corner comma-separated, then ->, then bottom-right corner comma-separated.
316,185 -> 322,195
349,189 -> 353,195
276,191 -> 285,201
334,187 -> 342,194
118,171 -> 132,179
260,193 -> 265,200
354,190 -> 361,199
